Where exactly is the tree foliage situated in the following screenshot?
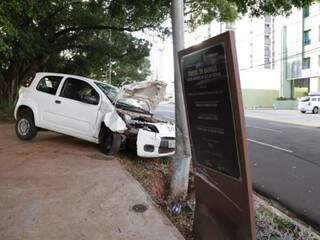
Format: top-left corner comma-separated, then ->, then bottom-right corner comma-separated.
0,0 -> 170,101
185,0 -> 316,29
0,0 -> 318,101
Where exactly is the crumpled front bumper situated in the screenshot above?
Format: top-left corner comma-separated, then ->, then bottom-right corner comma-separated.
136,129 -> 175,158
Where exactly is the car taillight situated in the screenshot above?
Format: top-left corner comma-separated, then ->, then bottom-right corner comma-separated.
22,75 -> 35,87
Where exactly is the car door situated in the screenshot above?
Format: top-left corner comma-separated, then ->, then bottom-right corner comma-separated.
50,77 -> 101,137
33,75 -> 64,129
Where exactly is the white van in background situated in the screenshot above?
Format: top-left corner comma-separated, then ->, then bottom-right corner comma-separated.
298,93 -> 320,114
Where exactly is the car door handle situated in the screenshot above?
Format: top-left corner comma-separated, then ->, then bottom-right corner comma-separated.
55,100 -> 61,104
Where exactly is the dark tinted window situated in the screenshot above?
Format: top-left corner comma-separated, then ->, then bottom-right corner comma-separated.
60,78 -> 99,105
36,76 -> 63,95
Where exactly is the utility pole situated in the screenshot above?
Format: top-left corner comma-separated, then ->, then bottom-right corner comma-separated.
170,0 -> 192,200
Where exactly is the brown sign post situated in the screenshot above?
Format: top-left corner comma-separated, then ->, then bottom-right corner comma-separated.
179,31 -> 256,240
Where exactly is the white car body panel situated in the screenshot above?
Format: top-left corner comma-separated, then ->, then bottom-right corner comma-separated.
137,122 -> 175,157
103,111 -> 127,132
15,72 -> 175,158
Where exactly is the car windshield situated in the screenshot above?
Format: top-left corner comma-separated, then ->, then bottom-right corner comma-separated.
300,96 -> 310,102
94,81 -> 120,103
94,81 -> 149,114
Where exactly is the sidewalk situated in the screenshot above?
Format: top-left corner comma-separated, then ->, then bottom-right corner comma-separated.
0,123 -> 184,240
245,109 -> 320,128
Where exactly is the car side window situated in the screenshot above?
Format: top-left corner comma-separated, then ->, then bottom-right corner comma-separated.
318,98 -> 320,102
60,78 -> 100,105
36,76 -> 63,95
312,98 -> 316,101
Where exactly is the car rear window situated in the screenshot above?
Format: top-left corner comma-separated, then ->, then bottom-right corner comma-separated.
36,76 -> 63,95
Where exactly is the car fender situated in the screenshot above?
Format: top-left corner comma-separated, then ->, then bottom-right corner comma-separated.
15,98 -> 40,126
103,110 -> 127,133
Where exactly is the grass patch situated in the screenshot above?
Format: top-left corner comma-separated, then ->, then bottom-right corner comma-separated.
255,199 -> 319,240
0,101 -> 15,121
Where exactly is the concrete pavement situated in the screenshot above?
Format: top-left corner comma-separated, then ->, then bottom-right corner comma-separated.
0,123 -> 184,240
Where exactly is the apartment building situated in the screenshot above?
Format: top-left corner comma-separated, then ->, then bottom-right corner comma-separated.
301,4 -> 320,94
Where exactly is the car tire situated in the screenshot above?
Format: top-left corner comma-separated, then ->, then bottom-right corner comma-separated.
313,107 -> 319,114
300,110 -> 306,114
15,114 -> 38,140
99,129 -> 121,155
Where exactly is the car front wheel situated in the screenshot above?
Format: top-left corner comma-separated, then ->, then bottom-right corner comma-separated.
300,110 -> 306,114
15,115 -> 38,140
99,130 -> 121,155
313,107 -> 319,114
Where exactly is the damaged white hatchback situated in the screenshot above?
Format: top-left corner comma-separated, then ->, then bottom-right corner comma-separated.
14,72 -> 175,158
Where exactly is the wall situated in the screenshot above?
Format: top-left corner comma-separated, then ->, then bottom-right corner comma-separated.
242,89 -> 279,108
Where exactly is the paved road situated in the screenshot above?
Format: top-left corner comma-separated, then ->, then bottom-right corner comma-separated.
153,102 -> 175,122
247,117 -> 320,229
154,103 -> 320,229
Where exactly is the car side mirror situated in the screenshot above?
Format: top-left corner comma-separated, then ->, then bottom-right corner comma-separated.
82,95 -> 99,105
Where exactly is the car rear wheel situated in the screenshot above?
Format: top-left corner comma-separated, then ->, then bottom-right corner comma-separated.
99,129 -> 121,155
15,115 -> 38,140
313,107 -> 319,114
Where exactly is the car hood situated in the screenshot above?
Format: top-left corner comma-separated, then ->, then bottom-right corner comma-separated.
121,80 -> 167,110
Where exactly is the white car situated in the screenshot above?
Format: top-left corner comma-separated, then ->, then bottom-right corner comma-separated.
298,93 -> 320,114
14,72 -> 175,158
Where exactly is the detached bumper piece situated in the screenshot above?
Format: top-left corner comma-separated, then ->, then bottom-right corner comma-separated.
137,129 -> 175,158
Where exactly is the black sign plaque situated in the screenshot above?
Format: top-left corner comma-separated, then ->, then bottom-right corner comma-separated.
179,31 -> 256,240
181,42 -> 241,179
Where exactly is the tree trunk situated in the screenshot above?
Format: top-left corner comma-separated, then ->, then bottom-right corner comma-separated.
0,56 -> 49,103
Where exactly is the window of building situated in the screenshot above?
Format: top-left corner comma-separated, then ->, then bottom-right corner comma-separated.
36,76 -> 63,95
303,7 -> 310,18
302,57 -> 311,69
303,30 -> 311,45
264,35 -> 271,45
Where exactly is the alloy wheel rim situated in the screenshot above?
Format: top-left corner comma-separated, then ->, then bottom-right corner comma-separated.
18,118 -> 30,136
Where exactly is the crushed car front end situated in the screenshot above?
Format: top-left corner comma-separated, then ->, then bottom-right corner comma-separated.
116,108 -> 175,158
95,80 -> 175,158
136,122 -> 175,158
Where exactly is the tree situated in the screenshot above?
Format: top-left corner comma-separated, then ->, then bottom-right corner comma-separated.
0,0 -> 171,102
45,31 -> 151,86
169,0 -> 317,200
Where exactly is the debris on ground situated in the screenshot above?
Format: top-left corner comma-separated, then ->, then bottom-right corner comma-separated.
118,153 -> 320,240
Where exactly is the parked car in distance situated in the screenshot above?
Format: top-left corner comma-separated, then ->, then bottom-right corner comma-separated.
14,72 -> 175,158
298,93 -> 320,114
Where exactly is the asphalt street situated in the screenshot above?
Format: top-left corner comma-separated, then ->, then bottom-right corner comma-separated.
154,103 -> 320,229
247,117 -> 320,229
